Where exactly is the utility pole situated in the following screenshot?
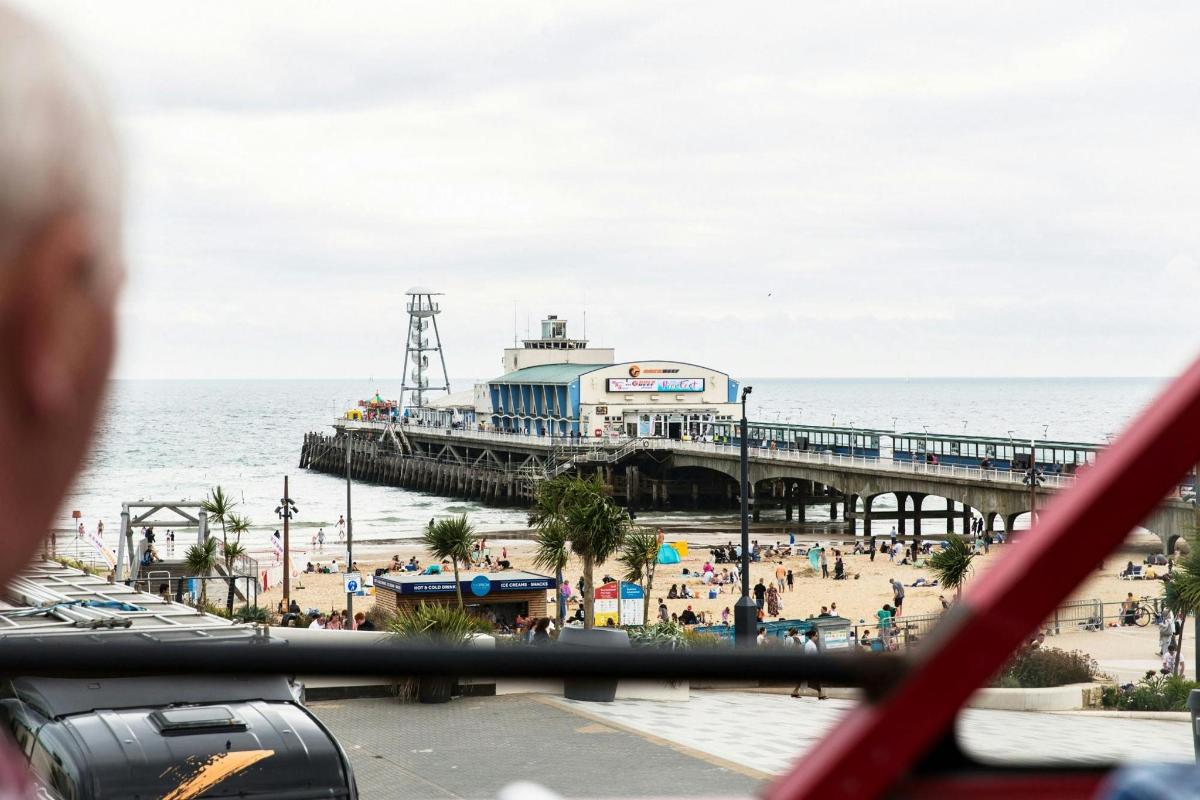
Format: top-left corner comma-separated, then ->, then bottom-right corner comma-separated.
346,431 -> 354,620
734,386 -> 757,646
1023,439 -> 1043,540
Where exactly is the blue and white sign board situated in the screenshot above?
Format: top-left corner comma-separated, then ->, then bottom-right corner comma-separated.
470,575 -> 492,597
343,572 -> 361,594
619,582 -> 645,626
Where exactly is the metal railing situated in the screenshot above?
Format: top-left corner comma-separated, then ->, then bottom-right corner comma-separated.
338,420 -> 1086,491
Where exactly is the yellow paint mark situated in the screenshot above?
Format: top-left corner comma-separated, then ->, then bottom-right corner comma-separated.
161,749 -> 275,800
575,723 -> 616,734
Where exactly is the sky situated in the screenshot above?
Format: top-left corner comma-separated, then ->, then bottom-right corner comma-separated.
16,1 -> 1200,380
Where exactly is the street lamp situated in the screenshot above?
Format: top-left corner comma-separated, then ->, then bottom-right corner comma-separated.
274,479 -> 299,607
1022,441 -> 1044,537
734,385 -> 757,647
848,420 -> 857,458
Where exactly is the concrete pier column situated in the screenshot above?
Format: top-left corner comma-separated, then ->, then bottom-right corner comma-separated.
785,482 -> 794,521
626,466 -> 638,509
691,482 -> 699,510
896,492 -> 908,535
945,499 -> 955,533
961,505 -> 972,536
751,484 -> 760,523
651,482 -> 659,509
661,480 -> 670,509
843,494 -> 856,522
863,495 -> 874,537
911,493 -> 926,555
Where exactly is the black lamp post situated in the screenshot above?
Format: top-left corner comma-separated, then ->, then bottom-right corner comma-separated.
734,385 -> 757,646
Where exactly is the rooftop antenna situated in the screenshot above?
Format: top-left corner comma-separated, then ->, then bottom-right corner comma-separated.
512,302 -> 517,347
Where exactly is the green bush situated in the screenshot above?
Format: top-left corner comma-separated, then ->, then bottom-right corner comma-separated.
990,647 -> 1097,688
388,602 -> 492,644
233,605 -> 270,623
1103,672 -> 1200,711
627,621 -> 722,649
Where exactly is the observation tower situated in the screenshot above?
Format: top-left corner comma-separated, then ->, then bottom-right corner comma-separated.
401,288 -> 451,411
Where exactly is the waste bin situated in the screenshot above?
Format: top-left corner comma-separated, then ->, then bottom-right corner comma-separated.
558,626 -> 630,702
808,616 -> 852,652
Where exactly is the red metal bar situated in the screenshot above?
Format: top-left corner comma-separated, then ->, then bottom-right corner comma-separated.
768,356 -> 1200,800
893,772 -> 1107,799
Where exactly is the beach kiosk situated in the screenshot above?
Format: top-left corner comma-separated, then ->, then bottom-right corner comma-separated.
373,570 -> 555,626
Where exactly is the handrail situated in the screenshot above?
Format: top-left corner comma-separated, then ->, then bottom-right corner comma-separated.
334,419 -> 1093,492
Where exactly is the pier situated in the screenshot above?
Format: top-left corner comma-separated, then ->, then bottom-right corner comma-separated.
299,421 -> 1192,552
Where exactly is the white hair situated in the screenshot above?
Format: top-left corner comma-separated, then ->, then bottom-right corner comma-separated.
0,3 -> 121,283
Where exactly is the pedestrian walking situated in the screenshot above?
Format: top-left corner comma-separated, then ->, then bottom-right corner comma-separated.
791,629 -> 827,699
753,579 -> 767,609
774,561 -> 787,591
786,569 -> 794,591
820,548 -> 829,579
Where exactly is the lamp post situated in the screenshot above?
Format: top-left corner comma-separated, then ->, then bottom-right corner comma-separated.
734,386 -> 757,647
1022,438 -> 1044,539
275,478 -> 298,608
345,430 -> 354,620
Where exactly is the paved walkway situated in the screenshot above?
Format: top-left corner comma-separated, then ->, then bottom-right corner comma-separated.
312,695 -> 763,798
550,690 -> 1195,774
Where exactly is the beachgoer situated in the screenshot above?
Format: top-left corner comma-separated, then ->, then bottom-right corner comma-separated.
317,528 -> 326,551
658,599 -> 669,623
767,585 -> 780,617
756,627 -> 767,646
531,617 -> 552,645
786,569 -> 795,591
1160,608 -> 1176,656
890,578 -> 905,616
679,605 -> 698,625
336,514 -> 345,542
753,579 -> 767,609
309,614 -> 327,629
721,606 -> 731,625
939,595 -> 950,610
775,562 -> 787,591
820,548 -> 829,579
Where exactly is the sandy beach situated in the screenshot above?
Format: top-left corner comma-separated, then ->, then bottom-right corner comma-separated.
263,527 -> 1176,642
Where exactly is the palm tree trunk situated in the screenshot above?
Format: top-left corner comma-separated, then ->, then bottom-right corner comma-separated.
583,556 -> 594,630
453,559 -> 463,609
555,566 -> 564,624
643,561 -> 656,623
1175,611 -> 1187,677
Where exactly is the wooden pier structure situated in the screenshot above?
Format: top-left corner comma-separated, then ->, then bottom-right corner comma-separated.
299,421 -> 1192,551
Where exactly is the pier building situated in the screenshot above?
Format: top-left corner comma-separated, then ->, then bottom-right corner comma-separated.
482,316 -> 740,439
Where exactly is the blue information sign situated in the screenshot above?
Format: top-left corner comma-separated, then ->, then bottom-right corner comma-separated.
470,575 -> 492,597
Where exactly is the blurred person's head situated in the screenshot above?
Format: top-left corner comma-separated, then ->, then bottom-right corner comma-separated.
0,3 -> 122,583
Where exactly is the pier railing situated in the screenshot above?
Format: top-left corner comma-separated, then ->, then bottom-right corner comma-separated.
338,419 -> 1082,491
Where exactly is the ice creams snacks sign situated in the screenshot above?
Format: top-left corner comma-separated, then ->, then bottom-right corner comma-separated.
606,377 -> 705,393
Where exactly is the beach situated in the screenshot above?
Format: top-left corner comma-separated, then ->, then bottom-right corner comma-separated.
264,527 -> 1177,641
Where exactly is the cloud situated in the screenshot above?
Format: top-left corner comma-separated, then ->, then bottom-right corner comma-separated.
12,0 -> 1200,379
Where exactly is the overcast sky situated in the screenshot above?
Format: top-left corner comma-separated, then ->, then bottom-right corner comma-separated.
17,2 -> 1200,379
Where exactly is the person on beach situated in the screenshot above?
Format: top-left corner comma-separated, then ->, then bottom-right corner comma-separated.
1160,608 -> 1176,656
753,579 -> 767,609
721,606 -> 731,625
309,614 -> 327,629
775,561 -> 786,591
820,548 -> 829,579
658,599 -> 669,623
766,585 -> 780,617
336,514 -> 345,542
786,569 -> 794,591
890,578 -> 905,616
317,528 -> 326,551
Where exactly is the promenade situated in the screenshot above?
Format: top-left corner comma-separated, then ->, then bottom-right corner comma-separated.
312,690 -> 1192,798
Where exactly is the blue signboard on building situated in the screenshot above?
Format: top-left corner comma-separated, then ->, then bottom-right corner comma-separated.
471,575 -> 492,597
377,573 -> 555,596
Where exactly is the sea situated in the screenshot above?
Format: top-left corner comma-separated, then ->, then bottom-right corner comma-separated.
62,377 -> 1166,557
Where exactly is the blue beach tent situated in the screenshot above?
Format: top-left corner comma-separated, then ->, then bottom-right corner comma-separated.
656,543 -> 681,564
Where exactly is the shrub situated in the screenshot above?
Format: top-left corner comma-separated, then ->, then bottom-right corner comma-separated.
991,647 -> 1097,688
1103,672 -> 1200,711
233,605 -> 270,623
627,621 -> 722,649
388,602 -> 492,644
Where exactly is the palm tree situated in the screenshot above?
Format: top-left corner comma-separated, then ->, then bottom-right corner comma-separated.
530,516 -> 570,624
221,513 -> 251,614
423,515 -> 477,608
202,485 -> 237,547
1163,546 -> 1200,675
619,527 -> 659,624
928,533 -> 975,599
532,474 -> 631,630
184,537 -> 220,608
